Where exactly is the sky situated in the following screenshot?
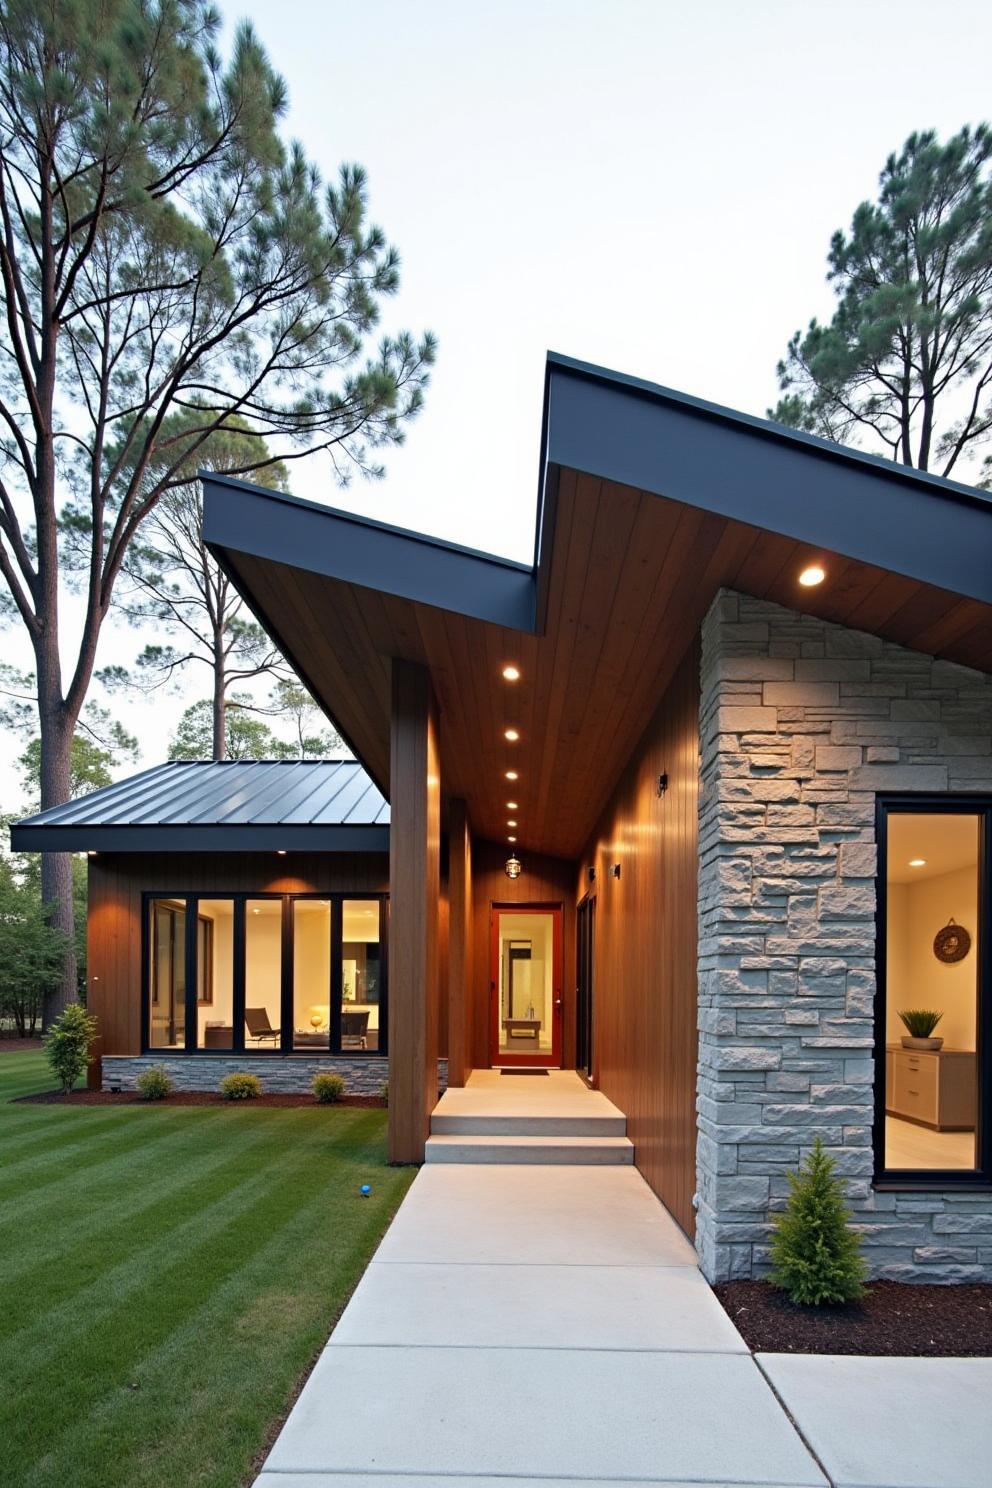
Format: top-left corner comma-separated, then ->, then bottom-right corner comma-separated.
3,0 -> 992,808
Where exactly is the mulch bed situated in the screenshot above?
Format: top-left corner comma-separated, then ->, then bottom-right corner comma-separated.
0,1038 -> 44,1052
715,1278 -> 992,1356
15,1089 -> 385,1108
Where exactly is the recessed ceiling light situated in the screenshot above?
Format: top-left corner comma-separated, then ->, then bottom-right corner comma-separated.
505,770 -> 518,781
507,819 -> 517,828
506,800 -> 518,809
501,665 -> 520,681
277,849 -> 287,856
507,835 -> 517,843
799,564 -> 826,587
909,858 -> 927,868
504,728 -> 519,742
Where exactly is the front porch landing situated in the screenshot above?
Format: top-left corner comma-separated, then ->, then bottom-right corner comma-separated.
426,1070 -> 633,1163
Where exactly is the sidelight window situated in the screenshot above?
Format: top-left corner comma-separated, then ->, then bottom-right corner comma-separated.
876,799 -> 990,1186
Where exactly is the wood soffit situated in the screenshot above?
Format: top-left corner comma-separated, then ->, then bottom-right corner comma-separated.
212,465 -> 992,863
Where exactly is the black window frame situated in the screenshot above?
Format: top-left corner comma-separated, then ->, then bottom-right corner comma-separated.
874,794 -> 992,1191
141,890 -> 389,1058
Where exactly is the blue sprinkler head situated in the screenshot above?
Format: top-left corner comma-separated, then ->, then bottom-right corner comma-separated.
360,1183 -> 372,1198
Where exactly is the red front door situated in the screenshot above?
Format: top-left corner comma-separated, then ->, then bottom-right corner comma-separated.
490,904 -> 563,1067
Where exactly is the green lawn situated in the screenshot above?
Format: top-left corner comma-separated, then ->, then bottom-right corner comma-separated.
0,1050 -> 415,1488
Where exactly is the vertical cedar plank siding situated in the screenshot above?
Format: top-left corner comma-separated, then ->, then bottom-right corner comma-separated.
469,839 -> 577,1073
446,800 -> 474,1086
578,640 -> 700,1237
87,851 -> 390,1057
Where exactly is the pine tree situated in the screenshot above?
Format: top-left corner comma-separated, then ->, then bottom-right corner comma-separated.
769,1137 -> 867,1306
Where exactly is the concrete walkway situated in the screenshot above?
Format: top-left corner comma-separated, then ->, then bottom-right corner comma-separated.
256,1163 -> 828,1487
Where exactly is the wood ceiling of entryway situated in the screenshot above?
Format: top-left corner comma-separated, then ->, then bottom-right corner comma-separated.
217,467 -> 992,864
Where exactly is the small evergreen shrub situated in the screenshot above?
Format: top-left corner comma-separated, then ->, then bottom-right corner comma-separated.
219,1072 -> 262,1100
312,1072 -> 346,1104
378,1080 -> 388,1106
136,1065 -> 173,1101
769,1137 -> 867,1306
898,1008 -> 943,1037
45,1003 -> 98,1092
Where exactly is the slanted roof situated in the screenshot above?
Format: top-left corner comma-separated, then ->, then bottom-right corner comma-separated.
202,353 -> 992,861
10,760 -> 389,854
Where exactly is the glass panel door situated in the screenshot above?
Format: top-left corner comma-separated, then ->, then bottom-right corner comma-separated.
196,900 -> 235,1050
491,907 -> 561,1066
244,900 -> 283,1047
341,901 -> 382,1051
148,899 -> 186,1049
293,899 -> 332,1049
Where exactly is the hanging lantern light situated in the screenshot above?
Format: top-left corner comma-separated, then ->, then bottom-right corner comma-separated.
504,853 -> 522,880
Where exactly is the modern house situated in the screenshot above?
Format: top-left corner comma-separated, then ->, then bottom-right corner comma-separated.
12,759 -> 396,1092
15,353 -> 992,1284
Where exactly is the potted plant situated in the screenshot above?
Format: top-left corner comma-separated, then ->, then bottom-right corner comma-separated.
898,1009 -> 944,1050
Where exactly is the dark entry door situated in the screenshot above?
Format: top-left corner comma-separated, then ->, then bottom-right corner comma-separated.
576,895 -> 595,1081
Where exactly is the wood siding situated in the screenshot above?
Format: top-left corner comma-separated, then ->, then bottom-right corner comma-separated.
446,800 -> 474,1085
469,839 -> 576,1072
388,660 -> 442,1162
87,851 -> 390,1058
577,640 -> 700,1237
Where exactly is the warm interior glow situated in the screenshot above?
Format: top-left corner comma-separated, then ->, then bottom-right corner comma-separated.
501,664 -> 521,681
798,564 -> 826,587
504,728 -> 519,741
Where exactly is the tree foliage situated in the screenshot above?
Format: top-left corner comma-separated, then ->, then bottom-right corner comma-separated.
772,126 -> 992,479
769,1137 -> 867,1306
167,692 -> 338,760
0,856 -> 70,1036
0,0 -> 433,1014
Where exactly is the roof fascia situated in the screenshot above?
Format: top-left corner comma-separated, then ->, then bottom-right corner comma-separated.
9,823 -> 390,854
542,355 -> 992,606
202,473 -> 539,632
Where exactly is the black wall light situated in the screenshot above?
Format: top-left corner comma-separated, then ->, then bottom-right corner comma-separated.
610,862 -> 621,880
657,772 -> 669,797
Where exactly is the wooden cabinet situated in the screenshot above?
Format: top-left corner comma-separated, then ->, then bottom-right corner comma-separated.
885,1047 -> 976,1131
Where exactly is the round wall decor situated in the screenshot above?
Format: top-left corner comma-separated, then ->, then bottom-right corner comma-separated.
933,918 -> 971,964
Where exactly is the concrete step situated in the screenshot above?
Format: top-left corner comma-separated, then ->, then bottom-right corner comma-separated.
430,1112 -> 627,1137
424,1134 -> 635,1165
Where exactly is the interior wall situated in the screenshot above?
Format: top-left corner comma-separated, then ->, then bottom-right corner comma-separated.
88,851 -> 390,1056
576,639 -> 701,1238
469,839 -> 576,1070
886,866 -> 979,1049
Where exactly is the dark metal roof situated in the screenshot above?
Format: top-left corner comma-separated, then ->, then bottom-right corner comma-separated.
10,760 -> 390,854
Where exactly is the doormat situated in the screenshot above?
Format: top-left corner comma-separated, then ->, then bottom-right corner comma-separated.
500,1068 -> 550,1076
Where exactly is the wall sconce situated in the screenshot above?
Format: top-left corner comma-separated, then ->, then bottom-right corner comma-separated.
610,862 -> 621,880
657,773 -> 668,797
587,865 -> 596,883
505,854 -> 522,880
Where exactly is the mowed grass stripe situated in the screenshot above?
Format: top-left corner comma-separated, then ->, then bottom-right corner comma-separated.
24,1122 -> 414,1488
0,1051 -> 61,1102
0,1109 -> 322,1294
0,1051 -> 412,1488
0,1106 -> 362,1365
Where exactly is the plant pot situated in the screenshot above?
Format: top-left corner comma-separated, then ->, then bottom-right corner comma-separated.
901,1036 -> 943,1050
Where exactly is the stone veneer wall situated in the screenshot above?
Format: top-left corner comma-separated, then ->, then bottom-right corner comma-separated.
696,588 -> 992,1283
103,1054 -> 448,1097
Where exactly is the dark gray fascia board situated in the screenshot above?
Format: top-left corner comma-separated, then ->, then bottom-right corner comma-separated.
202,472 -> 538,633
9,823 -> 390,854
540,353 -> 992,606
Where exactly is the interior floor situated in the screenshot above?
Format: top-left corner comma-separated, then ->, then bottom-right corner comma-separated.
884,1115 -> 976,1171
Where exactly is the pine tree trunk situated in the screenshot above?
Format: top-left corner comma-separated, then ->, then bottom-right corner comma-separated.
212,655 -> 226,761
37,688 -> 78,1026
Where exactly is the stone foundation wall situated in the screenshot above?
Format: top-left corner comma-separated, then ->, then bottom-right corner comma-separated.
103,1054 -> 449,1097
696,589 -> 992,1283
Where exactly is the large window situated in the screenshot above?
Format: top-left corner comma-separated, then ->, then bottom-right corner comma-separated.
876,799 -> 990,1186
144,893 -> 387,1055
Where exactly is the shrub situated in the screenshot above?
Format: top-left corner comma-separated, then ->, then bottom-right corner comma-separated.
378,1080 -> 388,1106
219,1072 -> 262,1100
769,1137 -> 867,1306
312,1072 -> 346,1104
898,1008 -> 943,1038
45,1003 -> 98,1093
136,1065 -> 173,1101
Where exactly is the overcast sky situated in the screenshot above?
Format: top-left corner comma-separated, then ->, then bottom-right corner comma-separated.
4,0 -> 992,805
